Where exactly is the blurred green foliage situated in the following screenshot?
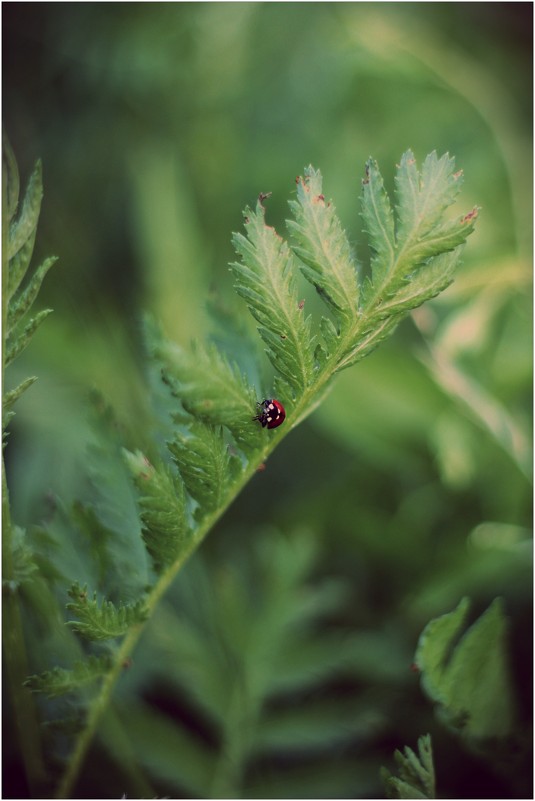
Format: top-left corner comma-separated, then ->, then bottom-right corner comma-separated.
3,3 -> 531,799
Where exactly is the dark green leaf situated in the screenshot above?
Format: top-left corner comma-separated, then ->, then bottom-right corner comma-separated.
415,598 -> 515,740
382,734 -> 435,799
66,581 -> 148,641
24,655 -> 113,698
124,450 -> 191,572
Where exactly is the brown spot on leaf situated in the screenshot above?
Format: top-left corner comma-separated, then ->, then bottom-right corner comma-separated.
461,207 -> 479,224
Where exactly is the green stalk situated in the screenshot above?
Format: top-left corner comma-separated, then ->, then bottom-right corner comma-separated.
51,432 -> 258,794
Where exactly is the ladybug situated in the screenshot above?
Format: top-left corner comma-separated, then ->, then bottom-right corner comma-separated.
253,398 -> 286,429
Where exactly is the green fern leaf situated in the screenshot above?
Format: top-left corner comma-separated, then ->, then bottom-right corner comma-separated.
124,450 -> 191,572
381,734 -> 436,799
360,157 -> 396,290
5,308 -> 53,367
158,337 -> 259,449
7,255 -> 58,333
396,150 -> 461,242
7,227 -> 38,302
363,151 -> 477,309
3,135 -> 20,224
66,581 -> 148,641
375,248 -> 460,318
415,597 -> 514,741
7,159 -> 43,273
3,376 -> 38,414
24,655 -> 113,698
231,198 -> 316,397
287,167 -> 360,329
282,154 -> 476,383
2,526 -> 38,592
168,423 -> 240,517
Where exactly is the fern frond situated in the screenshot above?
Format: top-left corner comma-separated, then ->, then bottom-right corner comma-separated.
362,151 -> 477,309
168,423 -> 240,517
5,308 -> 53,368
123,450 -> 191,572
231,198 -> 316,398
3,376 -> 38,414
2,144 -> 56,432
66,581 -> 148,641
360,157 -> 397,291
2,526 -> 38,592
414,597 -> 514,740
24,655 -> 113,698
284,152 -> 477,382
3,135 -> 20,224
7,159 -> 43,287
381,734 -> 436,799
287,168 -> 360,329
7,256 -> 58,333
157,337 -> 259,449
7,157 -> 42,260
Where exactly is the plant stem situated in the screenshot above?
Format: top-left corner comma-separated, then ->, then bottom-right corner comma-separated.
2,462 -> 47,795
53,427 -> 285,798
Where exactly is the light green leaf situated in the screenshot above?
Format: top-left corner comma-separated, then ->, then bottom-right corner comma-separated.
3,376 -> 38,413
363,151 -> 477,310
2,526 -> 38,591
7,227 -> 38,302
124,450 -> 191,572
361,157 -> 396,290
381,734 -> 436,799
158,338 -> 259,450
3,135 -> 20,224
232,198 -> 316,396
8,159 -> 43,265
396,150 -> 462,245
168,423 -> 239,516
7,255 -> 58,333
24,655 -> 112,698
415,597 -> 515,740
287,167 -> 359,328
5,308 -> 53,367
66,581 -> 148,641
375,248 -> 461,319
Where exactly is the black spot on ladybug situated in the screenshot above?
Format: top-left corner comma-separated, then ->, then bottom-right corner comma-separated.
252,398 -> 286,430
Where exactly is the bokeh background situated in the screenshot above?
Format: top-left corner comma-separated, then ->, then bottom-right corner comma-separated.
3,3 -> 532,799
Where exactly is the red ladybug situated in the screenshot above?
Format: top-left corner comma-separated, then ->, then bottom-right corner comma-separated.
253,398 -> 286,429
